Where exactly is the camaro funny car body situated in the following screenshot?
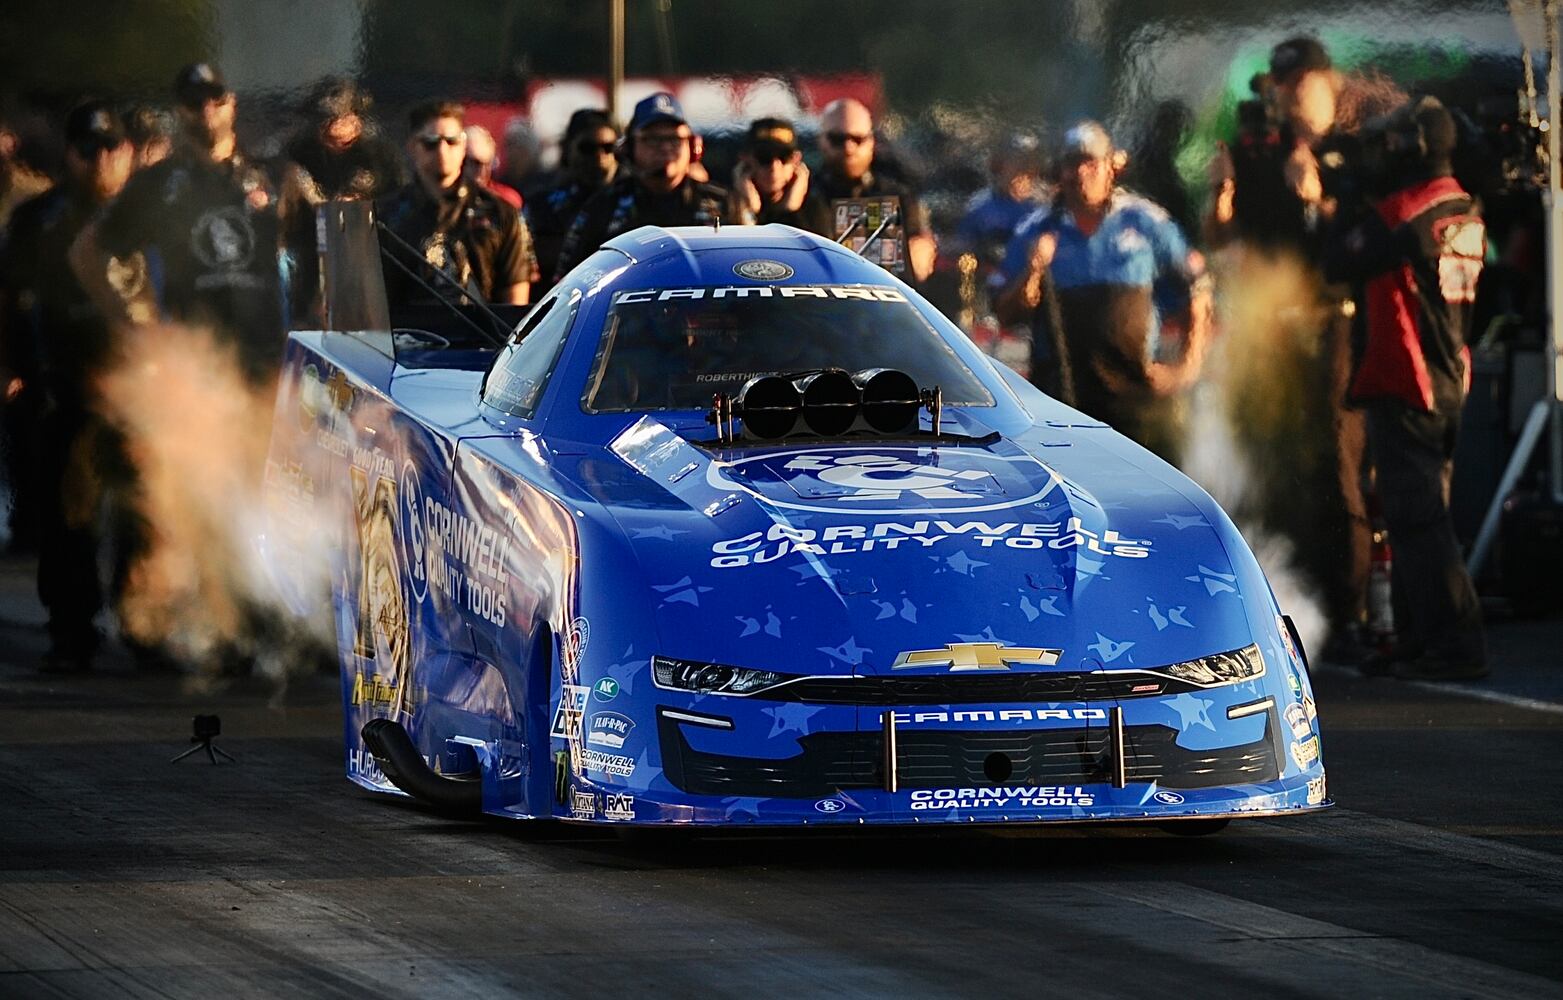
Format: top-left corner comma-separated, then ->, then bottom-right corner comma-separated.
262,218 -> 1328,828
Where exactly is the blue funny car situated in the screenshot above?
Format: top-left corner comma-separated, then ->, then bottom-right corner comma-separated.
261,212 -> 1328,833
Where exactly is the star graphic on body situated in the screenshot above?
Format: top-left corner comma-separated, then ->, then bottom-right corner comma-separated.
762,702 -> 824,738
818,636 -> 871,666
653,575 -> 714,606
604,647 -> 645,696
945,551 -> 989,576
1185,565 -> 1238,596
631,525 -> 688,541
1087,632 -> 1135,663
1167,692 -> 1217,732
722,796 -> 766,819
1154,513 -> 1210,530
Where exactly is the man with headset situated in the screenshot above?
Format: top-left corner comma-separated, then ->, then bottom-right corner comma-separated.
552,92 -> 726,282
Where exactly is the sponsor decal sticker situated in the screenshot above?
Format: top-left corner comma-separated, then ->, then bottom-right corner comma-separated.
709,515 -> 1154,568
587,712 -> 636,749
579,748 -> 636,777
1276,615 -> 1301,666
593,677 -> 620,702
570,788 -> 597,820
814,798 -> 846,814
1284,702 -> 1312,741
910,786 -> 1095,811
1303,695 -> 1317,722
1152,790 -> 1185,805
550,685 -> 590,739
708,446 -> 1081,519
400,460 -> 428,603
884,707 -> 1105,725
1307,774 -> 1327,805
733,259 -> 795,281
1291,735 -> 1321,770
562,617 -> 590,676
604,792 -> 635,821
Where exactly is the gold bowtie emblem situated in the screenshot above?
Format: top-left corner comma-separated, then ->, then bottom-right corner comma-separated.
891,642 -> 1062,671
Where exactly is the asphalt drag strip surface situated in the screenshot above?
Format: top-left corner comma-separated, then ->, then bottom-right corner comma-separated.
2,573 -> 1561,996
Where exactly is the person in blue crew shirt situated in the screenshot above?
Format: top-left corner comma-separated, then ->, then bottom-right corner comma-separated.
995,120 -> 1211,464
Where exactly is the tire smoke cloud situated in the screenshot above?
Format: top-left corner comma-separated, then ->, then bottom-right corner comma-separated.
1181,248 -> 1332,655
95,322 -> 337,687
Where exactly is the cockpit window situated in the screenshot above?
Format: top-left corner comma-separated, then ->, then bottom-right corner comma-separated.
481,288 -> 581,418
581,284 -> 994,412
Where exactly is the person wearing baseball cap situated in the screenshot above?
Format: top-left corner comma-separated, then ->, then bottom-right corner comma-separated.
995,119 -> 1211,464
71,59 -> 284,384
552,91 -> 725,281
1,100 -> 136,671
729,117 -> 829,234
526,110 -> 619,296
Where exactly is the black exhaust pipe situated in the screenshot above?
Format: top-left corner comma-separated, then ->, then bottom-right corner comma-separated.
360,718 -> 482,814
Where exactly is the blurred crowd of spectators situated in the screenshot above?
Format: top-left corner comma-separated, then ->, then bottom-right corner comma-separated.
0,38 -> 1527,678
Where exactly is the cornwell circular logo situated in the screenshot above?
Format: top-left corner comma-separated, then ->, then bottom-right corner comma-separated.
733,258 -> 794,281
708,447 -> 1059,516
400,460 -> 428,603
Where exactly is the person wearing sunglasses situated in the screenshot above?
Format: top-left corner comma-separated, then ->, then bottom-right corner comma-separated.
525,109 -> 620,297
71,62 -> 284,385
729,118 -> 830,236
378,100 -> 536,309
2,101 -> 137,671
552,92 -> 725,283
814,98 -> 937,283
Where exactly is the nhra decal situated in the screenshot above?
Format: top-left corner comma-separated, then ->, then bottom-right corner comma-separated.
587,712 -> 635,749
883,707 -> 1105,725
562,617 -> 590,679
613,284 -> 906,305
909,786 -> 1096,811
733,259 -> 794,281
349,466 -> 413,719
709,517 -> 1151,569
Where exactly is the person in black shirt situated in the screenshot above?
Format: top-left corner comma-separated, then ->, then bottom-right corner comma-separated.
527,110 -> 619,296
378,100 -> 535,309
813,98 -> 936,283
552,92 -> 726,282
729,118 -> 830,235
279,78 -> 402,324
72,63 -> 285,384
2,101 -> 136,669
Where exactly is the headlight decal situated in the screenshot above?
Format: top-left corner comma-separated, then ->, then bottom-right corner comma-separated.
652,655 -> 796,697
1155,643 -> 1266,687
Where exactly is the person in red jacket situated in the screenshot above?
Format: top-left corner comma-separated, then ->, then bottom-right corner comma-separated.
1328,96 -> 1486,680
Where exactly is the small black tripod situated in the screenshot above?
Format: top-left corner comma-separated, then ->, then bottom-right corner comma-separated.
171,714 -> 235,764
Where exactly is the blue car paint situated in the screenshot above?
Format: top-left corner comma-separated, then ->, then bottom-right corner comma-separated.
261,224 -> 1328,827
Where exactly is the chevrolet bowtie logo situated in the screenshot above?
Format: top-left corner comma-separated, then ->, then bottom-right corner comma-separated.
891,642 -> 1063,671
